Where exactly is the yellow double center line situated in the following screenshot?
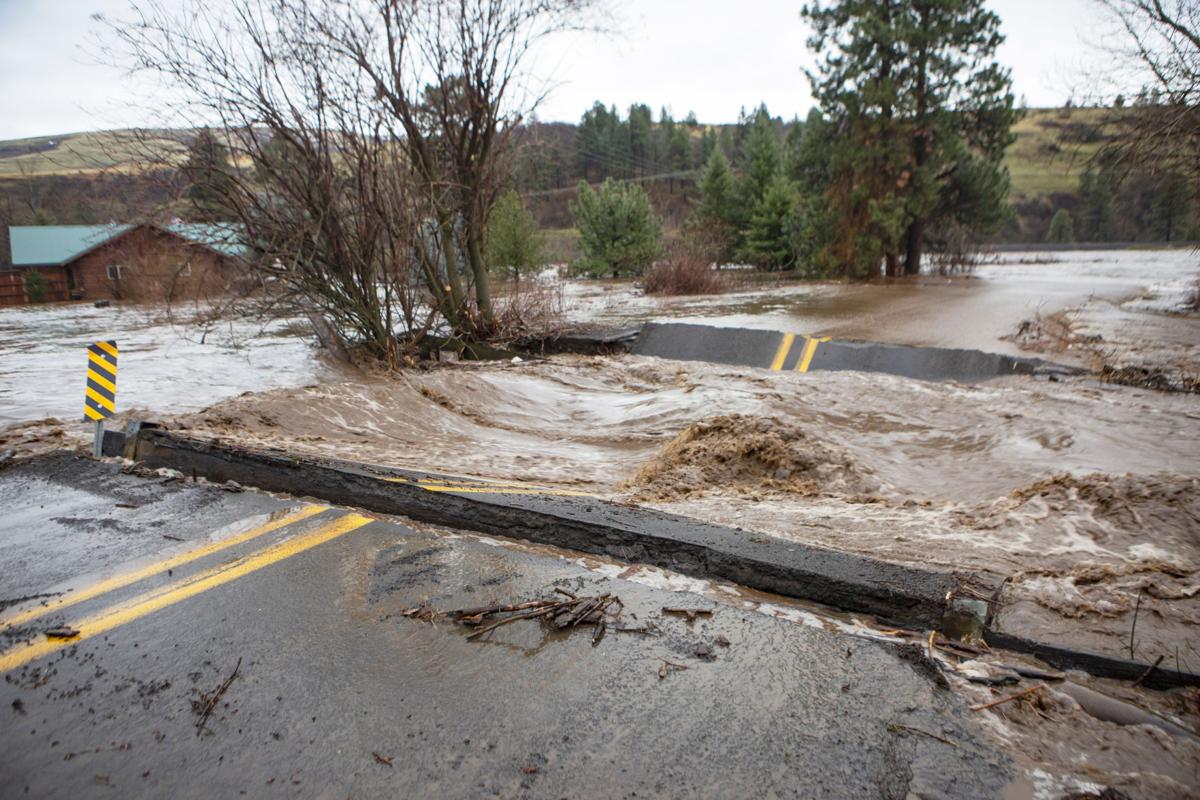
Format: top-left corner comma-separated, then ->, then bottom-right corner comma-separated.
382,476 -> 591,497
769,333 -> 830,373
0,508 -> 372,673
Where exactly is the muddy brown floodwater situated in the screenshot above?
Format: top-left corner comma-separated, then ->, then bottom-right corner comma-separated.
146,353 -> 1200,664
2,248 -> 1198,796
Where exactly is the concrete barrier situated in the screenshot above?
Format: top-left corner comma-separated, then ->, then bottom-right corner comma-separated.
631,322 -> 1078,382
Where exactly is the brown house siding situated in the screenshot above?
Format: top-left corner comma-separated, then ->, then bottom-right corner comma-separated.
0,267 -> 70,306
69,226 -> 234,303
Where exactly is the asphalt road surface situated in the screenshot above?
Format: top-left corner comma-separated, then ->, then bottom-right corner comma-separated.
1,453 -> 1012,798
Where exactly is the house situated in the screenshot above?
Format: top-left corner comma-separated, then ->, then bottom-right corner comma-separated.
1,223 -> 246,306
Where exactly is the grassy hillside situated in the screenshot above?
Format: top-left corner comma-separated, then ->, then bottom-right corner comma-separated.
1004,107 -> 1115,199
0,130 -> 190,178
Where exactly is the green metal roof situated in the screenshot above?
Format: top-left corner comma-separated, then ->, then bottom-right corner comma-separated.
9,225 -> 132,266
8,223 -> 246,266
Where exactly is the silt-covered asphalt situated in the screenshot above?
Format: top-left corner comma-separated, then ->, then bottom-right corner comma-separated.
0,453 -> 1012,798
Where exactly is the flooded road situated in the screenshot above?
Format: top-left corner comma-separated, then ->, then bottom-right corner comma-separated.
2,247 -> 1198,685
155,352 -> 1200,666
1,248 -> 1194,426
0,304 -> 326,425
567,248 -> 1199,359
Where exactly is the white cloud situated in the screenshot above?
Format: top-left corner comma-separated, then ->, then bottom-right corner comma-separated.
0,0 -> 1111,139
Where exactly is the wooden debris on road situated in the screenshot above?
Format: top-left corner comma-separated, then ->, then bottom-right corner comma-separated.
192,657 -> 242,735
44,626 -> 80,639
399,599 -> 440,624
398,592 -> 627,644
658,659 -> 688,680
969,684 -> 1043,712
662,607 -> 714,621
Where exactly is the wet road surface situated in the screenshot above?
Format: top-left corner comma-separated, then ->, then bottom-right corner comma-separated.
0,454 -> 1012,798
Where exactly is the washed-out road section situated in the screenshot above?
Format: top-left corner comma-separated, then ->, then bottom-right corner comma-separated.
0,453 -> 1012,798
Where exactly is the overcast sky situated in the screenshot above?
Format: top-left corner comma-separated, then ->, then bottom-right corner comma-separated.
0,0 -> 1112,140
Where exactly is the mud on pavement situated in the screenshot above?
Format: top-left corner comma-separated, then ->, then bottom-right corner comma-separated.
126,352 -> 1200,665
0,454 -> 1023,799
3,454 -> 1200,797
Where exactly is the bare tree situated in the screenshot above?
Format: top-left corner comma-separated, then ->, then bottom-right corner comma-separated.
100,0 -> 593,361
1092,1 -> 1200,188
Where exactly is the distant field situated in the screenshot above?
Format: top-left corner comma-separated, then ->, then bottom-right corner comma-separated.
0,130 -> 189,178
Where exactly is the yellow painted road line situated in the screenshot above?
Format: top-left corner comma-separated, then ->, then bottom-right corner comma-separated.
796,336 -> 831,373
94,340 -> 119,359
381,476 -> 591,496
418,486 -> 592,497
0,512 -> 372,674
769,333 -> 796,371
0,505 -> 329,630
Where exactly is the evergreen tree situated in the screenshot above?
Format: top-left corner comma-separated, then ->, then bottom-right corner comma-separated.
668,124 -> 691,170
183,128 -> 236,221
738,104 -> 782,207
1079,166 -> 1117,242
786,109 -> 833,193
658,108 -> 676,172
1045,209 -> 1075,243
23,269 -> 49,303
485,190 -> 544,282
803,0 -> 1016,276
627,103 -> 654,175
1150,173 -> 1191,242
577,102 -> 628,179
698,147 -> 737,225
571,179 -> 662,278
699,127 -> 719,164
743,175 -> 798,270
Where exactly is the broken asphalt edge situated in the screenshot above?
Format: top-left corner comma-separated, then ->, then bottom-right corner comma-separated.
119,426 -> 962,632
110,427 -> 1199,690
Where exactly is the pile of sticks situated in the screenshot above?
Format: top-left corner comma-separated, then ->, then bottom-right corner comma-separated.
450,589 -> 623,646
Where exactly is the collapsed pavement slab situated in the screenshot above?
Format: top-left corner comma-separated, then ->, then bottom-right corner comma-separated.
119,426 -> 975,632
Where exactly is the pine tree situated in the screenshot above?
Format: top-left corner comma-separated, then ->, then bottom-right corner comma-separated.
668,124 -> 691,170
1150,173 -> 1191,242
628,103 -> 653,175
571,179 -> 662,278
738,104 -> 782,207
485,190 -> 544,282
1045,209 -> 1075,243
699,127 -> 718,164
743,175 -> 798,270
183,128 -> 236,221
698,147 -> 737,226
803,0 -> 1016,276
1079,166 -> 1116,242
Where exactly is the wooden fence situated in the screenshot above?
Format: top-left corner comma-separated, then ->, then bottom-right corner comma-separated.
0,268 -> 70,306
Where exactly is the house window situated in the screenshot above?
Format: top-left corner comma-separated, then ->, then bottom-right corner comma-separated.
106,264 -> 126,280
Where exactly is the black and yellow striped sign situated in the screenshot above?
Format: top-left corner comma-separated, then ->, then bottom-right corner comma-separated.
84,341 -> 118,421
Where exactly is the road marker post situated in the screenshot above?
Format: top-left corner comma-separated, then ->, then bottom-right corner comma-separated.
84,340 -> 118,457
